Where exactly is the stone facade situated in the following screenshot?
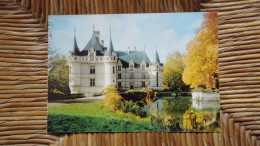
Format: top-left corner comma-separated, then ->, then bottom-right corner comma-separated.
67,28 -> 163,96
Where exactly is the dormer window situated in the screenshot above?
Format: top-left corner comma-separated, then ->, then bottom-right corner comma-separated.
90,53 -> 94,61
129,60 -> 134,71
142,64 -> 145,71
89,47 -> 96,61
141,60 -> 146,71
130,65 -> 134,71
118,65 -> 121,71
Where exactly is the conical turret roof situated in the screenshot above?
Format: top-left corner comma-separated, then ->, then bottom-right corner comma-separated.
154,50 -> 161,64
72,27 -> 80,55
105,28 -> 114,56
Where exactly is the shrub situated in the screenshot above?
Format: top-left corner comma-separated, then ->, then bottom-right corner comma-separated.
103,86 -> 117,94
119,100 -> 147,117
104,92 -> 123,112
119,89 -> 156,107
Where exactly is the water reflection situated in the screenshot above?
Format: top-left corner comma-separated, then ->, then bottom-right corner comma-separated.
193,100 -> 220,110
143,96 -> 220,132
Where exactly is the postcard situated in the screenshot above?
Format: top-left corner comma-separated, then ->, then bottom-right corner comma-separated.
48,12 -> 220,133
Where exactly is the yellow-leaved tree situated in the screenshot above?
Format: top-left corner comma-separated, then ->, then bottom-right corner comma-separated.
183,12 -> 218,89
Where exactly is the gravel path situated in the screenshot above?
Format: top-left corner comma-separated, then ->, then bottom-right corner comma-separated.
48,95 -> 105,107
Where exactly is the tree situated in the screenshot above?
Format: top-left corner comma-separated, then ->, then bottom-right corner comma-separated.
48,48 -> 70,96
163,51 -> 190,92
182,12 -> 218,89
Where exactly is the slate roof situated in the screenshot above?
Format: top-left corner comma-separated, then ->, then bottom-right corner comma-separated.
71,29 -> 161,67
116,51 -> 151,68
80,33 -> 106,55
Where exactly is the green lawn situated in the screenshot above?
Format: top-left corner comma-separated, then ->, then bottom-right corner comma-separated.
48,101 -> 155,132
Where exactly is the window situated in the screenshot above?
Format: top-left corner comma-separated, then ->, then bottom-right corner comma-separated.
90,66 -> 95,74
82,58 -> 84,61
118,65 -> 121,71
118,73 -> 121,79
157,72 -> 159,78
157,79 -> 158,87
75,57 -> 77,60
142,81 -> 146,87
90,79 -> 95,86
114,56 -> 116,60
130,64 -> 134,71
69,66 -> 71,73
90,53 -> 94,61
130,73 -> 133,79
118,82 -> 121,88
142,74 -> 145,79
142,65 -> 145,71
113,66 -> 115,74
157,65 -> 159,69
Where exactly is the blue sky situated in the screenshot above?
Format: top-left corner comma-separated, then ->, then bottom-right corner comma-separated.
49,12 -> 205,63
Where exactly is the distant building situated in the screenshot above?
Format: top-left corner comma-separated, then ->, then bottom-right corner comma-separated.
67,28 -> 163,96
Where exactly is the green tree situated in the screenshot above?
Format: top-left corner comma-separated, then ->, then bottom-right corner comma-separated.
48,48 -> 70,96
163,51 -> 190,92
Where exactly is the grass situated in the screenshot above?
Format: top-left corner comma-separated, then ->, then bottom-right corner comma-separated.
48,101 -> 154,132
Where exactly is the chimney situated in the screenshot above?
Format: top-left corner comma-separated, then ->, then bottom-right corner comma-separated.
94,31 -> 100,41
101,40 -> 104,46
128,46 -> 130,54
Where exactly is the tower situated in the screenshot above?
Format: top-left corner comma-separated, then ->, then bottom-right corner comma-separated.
150,50 -> 163,90
104,27 -> 117,87
68,27 -> 81,94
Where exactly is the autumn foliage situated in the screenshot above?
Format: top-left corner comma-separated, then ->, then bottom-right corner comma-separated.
183,12 -> 218,89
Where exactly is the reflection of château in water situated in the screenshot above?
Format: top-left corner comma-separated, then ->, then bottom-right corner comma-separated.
192,100 -> 220,110
192,92 -> 220,110
67,27 -> 163,96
